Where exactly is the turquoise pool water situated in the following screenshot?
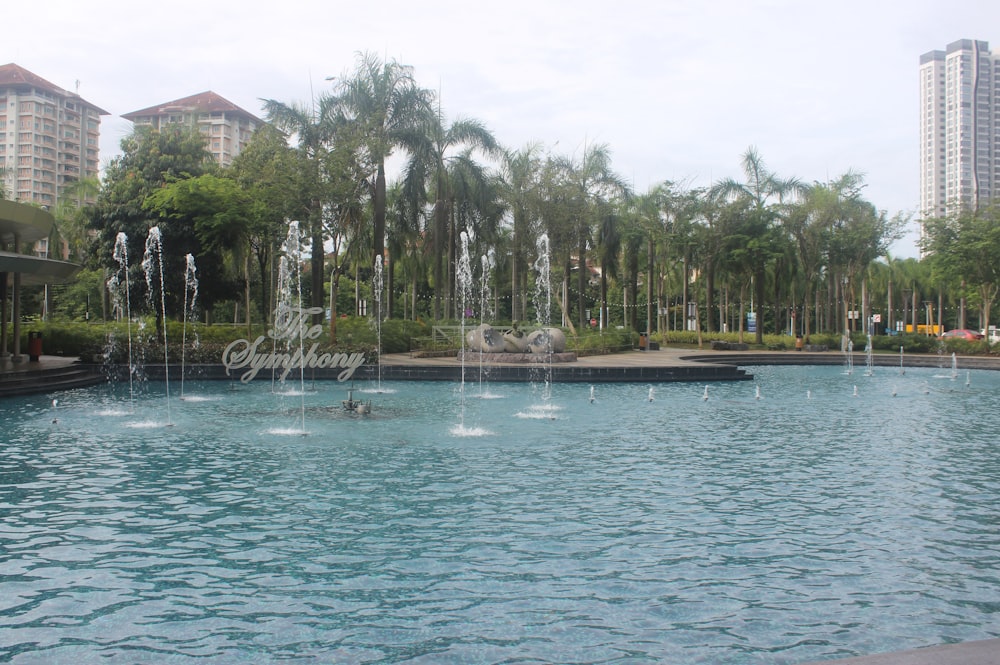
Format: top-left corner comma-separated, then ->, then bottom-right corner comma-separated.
1,364 -> 998,663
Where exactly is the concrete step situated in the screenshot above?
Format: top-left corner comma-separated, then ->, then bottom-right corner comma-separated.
0,363 -> 106,398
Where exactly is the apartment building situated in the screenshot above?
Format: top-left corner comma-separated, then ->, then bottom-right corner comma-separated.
122,91 -> 261,168
0,63 -> 106,211
919,39 -> 999,220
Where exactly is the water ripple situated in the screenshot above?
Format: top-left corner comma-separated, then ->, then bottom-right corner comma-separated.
2,367 -> 1000,663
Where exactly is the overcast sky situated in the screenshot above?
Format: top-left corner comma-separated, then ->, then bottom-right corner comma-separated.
8,1 -> 1000,257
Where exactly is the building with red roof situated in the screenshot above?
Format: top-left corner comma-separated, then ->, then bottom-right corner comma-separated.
123,91 -> 262,167
0,63 -> 108,211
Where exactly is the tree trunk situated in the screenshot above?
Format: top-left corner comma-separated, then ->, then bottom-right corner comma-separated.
329,270 -> 339,344
244,253 -> 252,333
704,260 -> 715,333
577,236 -> 588,331
511,250 -> 520,322
446,202 -> 455,320
803,284 -> 812,339
681,255 -> 688,332
754,268 -> 765,345
432,184 -> 446,320
311,214 -> 324,326
738,283 -> 746,344
646,239 -> 655,335
374,161 -> 386,274
386,254 -> 395,320
600,272 -> 608,330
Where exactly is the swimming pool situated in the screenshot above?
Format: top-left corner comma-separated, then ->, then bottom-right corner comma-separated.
2,364 -> 998,663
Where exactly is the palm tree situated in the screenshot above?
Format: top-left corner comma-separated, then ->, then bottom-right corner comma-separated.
784,183 -> 831,339
820,171 -> 904,334
403,109 -> 500,320
548,143 -> 630,331
595,208 -> 622,329
334,52 -> 434,293
52,176 -> 101,262
261,95 -> 339,323
229,124 -> 302,325
711,147 -> 805,344
385,182 -> 425,320
499,143 -> 543,323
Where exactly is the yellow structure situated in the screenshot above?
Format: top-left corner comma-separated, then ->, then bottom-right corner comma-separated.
904,324 -> 942,336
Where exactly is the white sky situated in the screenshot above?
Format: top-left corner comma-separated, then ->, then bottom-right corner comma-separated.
8,0 -> 1000,258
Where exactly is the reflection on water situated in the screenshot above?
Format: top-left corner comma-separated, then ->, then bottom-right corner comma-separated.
2,365 -> 999,664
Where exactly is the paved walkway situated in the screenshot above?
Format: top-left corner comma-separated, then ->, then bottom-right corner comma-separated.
798,638 -> 1000,664
379,347 -> 709,368
0,353 -> 79,374
380,346 -> 1000,371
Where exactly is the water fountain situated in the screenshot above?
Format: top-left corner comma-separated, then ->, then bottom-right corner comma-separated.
371,254 -> 385,394
270,221 -> 309,432
532,233 -> 553,400
142,226 -> 171,426
899,345 -> 905,375
842,334 -> 854,375
107,232 -> 135,410
452,229 -> 482,435
180,253 -> 198,400
864,334 -> 874,377
476,249 -> 496,397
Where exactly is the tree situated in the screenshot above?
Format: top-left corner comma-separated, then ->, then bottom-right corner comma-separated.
921,204 -> 1000,333
261,95 -> 340,324
784,183 -> 831,338
445,150 -> 505,310
143,173 -> 252,317
88,124 -> 213,319
229,124 -> 301,325
52,176 -> 101,263
547,143 -> 630,331
711,147 -> 805,343
334,52 -> 434,282
820,172 -> 905,333
402,111 -> 500,319
500,143 -> 544,323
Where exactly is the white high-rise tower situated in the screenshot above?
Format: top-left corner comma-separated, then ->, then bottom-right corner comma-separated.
919,39 -> 998,221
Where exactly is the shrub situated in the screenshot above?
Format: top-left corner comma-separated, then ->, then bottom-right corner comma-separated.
567,329 -> 632,355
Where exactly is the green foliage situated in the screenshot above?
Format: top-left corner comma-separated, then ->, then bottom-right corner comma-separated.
936,337 -> 994,355
19,321 -> 109,358
332,316 -> 430,353
22,316 -> 432,364
863,333 -> 933,353
87,124 -> 214,316
47,268 -> 105,320
921,204 -> 1000,330
566,329 -> 633,355
142,173 -> 250,313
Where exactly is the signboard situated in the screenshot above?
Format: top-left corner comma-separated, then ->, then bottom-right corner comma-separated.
222,305 -> 366,383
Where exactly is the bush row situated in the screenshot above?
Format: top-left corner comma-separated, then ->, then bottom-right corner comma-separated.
16,320 -> 998,360
19,317 -> 431,363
